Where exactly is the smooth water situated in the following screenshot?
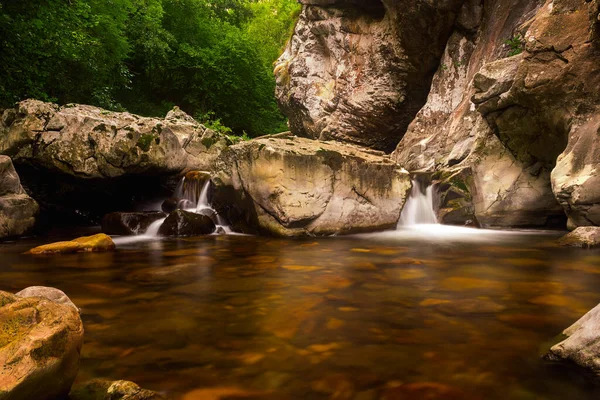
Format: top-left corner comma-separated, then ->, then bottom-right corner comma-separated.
2,229 -> 600,399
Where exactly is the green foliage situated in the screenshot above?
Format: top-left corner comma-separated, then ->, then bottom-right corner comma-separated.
0,0 -> 300,137
505,34 -> 525,57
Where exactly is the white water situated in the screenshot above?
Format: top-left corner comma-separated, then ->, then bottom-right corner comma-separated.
142,178 -> 232,237
398,178 -> 438,226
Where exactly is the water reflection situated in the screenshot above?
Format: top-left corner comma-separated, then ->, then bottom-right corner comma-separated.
1,231 -> 600,399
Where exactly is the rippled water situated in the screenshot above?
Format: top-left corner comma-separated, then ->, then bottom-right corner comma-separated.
2,228 -> 600,399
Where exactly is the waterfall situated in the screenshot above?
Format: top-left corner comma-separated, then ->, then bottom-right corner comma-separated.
145,176 -> 232,236
398,177 -> 438,226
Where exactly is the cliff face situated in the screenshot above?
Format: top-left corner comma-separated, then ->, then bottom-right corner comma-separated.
277,0 -> 600,229
275,0 -> 464,152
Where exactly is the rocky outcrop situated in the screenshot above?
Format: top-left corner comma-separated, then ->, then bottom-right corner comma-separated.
0,155 -> 38,238
557,227 -> 600,248
158,210 -> 216,237
0,100 -> 230,223
69,379 -> 166,400
275,0 -> 465,152
27,233 -> 116,254
101,212 -> 167,236
0,290 -> 84,400
389,0 -> 600,228
545,302 -> 600,375
212,135 -> 411,236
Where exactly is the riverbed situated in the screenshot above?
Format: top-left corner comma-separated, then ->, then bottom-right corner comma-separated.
1,227 -> 599,399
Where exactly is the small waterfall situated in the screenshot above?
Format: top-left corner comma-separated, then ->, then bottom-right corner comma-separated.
145,174 -> 232,236
398,177 -> 438,226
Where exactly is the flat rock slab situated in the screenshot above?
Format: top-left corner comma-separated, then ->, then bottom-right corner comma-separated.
27,233 -> 116,254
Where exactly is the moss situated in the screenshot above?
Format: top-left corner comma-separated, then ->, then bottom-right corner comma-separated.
136,134 -> 157,152
201,136 -> 217,149
0,315 -> 28,348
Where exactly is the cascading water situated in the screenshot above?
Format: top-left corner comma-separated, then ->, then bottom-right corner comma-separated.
398,177 -> 438,226
145,175 -> 232,236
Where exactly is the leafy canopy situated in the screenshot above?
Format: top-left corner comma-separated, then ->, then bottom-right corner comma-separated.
0,0 -> 300,136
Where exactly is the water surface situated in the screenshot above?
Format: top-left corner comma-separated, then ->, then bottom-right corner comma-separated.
1,228 -> 600,399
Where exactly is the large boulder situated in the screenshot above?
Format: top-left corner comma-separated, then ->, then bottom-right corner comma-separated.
0,290 -> 84,400
275,0 -> 465,152
0,100 -> 230,223
0,155 -> 38,238
157,210 -> 216,237
101,212 -> 167,236
212,135 -> 411,236
391,0 -> 600,228
545,302 -> 600,375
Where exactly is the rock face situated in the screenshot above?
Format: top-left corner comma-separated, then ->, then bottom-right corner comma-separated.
0,155 -> 38,238
101,212 -> 167,236
0,290 -> 84,400
557,227 -> 600,248
275,0 -> 465,152
545,302 -> 600,375
69,379 -> 166,400
390,0 -> 600,228
0,100 -> 230,223
158,210 -> 216,237
212,135 -> 411,236
277,0 -> 600,229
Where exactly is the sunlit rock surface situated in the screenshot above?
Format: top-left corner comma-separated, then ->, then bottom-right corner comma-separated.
0,155 -> 38,238
546,302 -> 600,375
27,233 -> 116,254
275,0 -> 464,152
0,290 -> 83,400
391,0 -> 600,228
0,100 -> 230,223
212,135 -> 411,236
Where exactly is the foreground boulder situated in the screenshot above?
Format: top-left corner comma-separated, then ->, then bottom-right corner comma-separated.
212,135 -> 411,236
69,379 -> 166,400
157,210 -> 216,237
0,290 -> 84,400
101,212 -> 167,236
0,155 -> 38,239
557,227 -> 600,249
275,0 -> 464,152
27,233 -> 116,255
0,100 -> 230,222
545,303 -> 600,375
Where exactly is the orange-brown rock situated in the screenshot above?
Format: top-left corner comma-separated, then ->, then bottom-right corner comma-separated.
27,233 -> 115,255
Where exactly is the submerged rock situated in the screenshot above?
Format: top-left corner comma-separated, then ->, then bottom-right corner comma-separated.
545,302 -> 600,375
69,379 -> 166,400
101,212 -> 167,236
0,155 -> 38,239
557,227 -> 600,249
0,290 -> 84,400
212,136 -> 411,236
27,233 -> 116,254
158,210 -> 216,237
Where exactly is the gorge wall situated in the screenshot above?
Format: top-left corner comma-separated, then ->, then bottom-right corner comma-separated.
276,0 -> 600,229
